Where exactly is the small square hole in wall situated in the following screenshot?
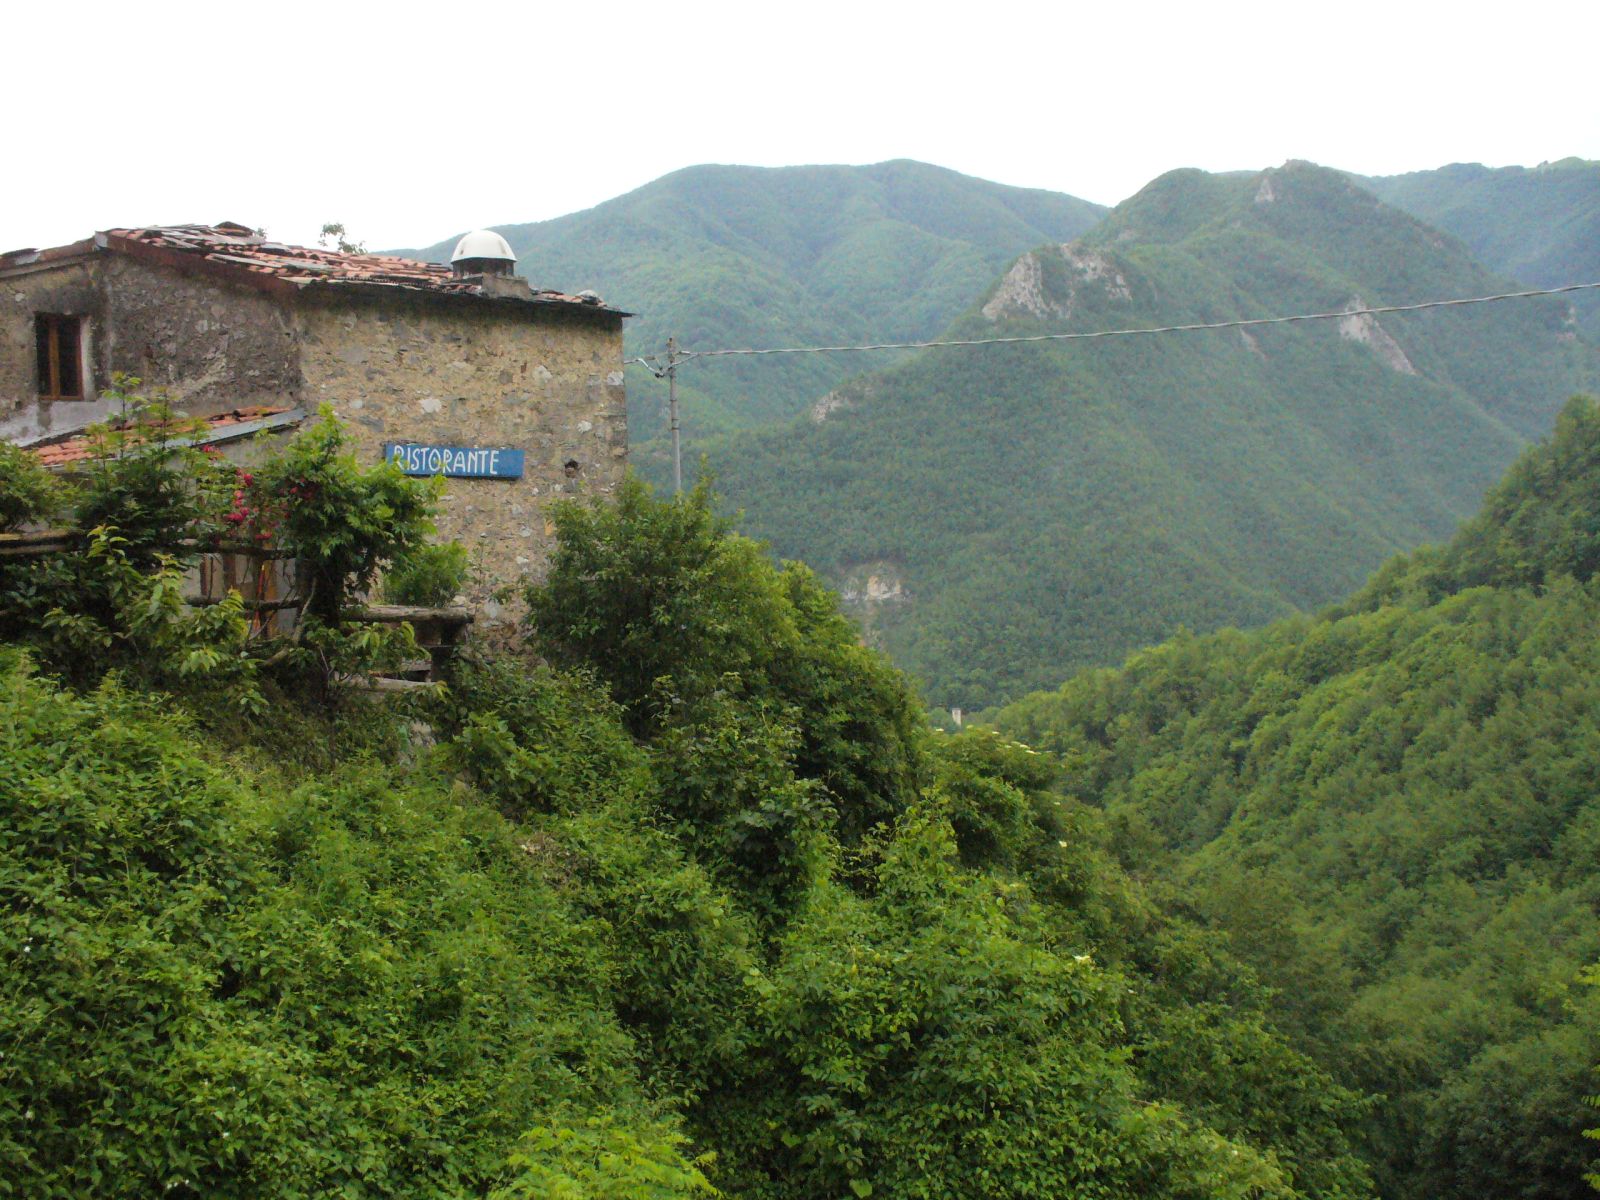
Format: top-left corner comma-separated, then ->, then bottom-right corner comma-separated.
34,314 -> 85,400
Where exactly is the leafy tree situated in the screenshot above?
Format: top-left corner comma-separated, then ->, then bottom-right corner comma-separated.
318,222 -> 366,255
525,475 -> 924,841
0,441 -> 65,532
251,407 -> 438,625
995,396 -> 1600,1200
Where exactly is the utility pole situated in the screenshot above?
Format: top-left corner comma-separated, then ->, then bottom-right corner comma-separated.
667,336 -> 682,494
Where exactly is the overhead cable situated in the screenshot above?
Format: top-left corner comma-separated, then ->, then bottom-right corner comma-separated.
629,280 -> 1600,364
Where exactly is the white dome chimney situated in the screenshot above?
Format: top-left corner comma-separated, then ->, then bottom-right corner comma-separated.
450,229 -> 517,277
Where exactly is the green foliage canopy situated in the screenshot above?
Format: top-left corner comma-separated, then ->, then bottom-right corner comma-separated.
3,467 -> 1376,1199
525,475 -> 926,842
996,396 -> 1600,1200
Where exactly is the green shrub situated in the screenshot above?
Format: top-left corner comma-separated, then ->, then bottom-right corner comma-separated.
439,655 -> 648,817
0,657 -> 667,1198
646,680 -> 831,926
711,807 -> 1297,1200
381,540 -> 470,607
0,442 -> 66,532
252,407 -> 439,623
0,525 -> 262,707
490,1113 -> 718,1199
437,655 -> 761,1107
930,728 -> 1055,870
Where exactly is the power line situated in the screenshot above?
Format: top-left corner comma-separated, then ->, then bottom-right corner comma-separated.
623,278 -> 1600,493
644,280 -> 1600,362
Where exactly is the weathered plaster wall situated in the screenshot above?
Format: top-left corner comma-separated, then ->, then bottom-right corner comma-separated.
0,259 -> 115,441
2,254 -> 303,441
297,296 -> 628,621
100,256 -> 303,415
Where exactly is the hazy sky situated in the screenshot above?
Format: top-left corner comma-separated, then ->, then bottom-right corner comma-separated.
6,0 -> 1596,254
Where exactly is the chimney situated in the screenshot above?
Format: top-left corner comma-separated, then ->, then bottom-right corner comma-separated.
450,228 -> 531,298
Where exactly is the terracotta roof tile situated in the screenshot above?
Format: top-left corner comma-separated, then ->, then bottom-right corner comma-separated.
31,406 -> 296,469
96,225 -> 625,314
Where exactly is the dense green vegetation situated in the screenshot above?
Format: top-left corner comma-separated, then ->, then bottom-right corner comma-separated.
0,393 -> 436,707
400,160 -> 1105,446
14,154 -> 1600,1196
702,161 -> 1597,709
2,441 -> 1379,1196
996,396 -> 1600,1200
1363,159 -> 1600,339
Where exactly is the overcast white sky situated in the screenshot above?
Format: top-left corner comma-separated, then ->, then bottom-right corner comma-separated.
5,0 -> 1596,254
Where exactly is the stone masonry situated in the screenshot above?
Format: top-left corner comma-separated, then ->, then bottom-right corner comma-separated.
299,295 -> 628,619
1,224 -> 630,625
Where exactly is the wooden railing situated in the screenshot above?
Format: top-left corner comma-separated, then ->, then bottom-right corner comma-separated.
0,530 -> 473,682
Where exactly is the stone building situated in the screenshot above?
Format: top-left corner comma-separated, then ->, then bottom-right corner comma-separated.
1,223 -> 630,616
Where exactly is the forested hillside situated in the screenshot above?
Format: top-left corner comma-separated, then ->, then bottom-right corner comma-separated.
0,421 -> 1374,1198
401,160 -> 1105,442
703,160 -> 1597,709
996,396 -> 1600,1200
1364,159 -> 1600,338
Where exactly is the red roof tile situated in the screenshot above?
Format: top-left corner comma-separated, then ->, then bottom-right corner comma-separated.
93,224 -> 625,315
31,406 -> 296,469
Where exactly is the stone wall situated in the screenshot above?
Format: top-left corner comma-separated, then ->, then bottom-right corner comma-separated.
1,253 -> 303,442
297,294 -> 628,623
100,256 -> 303,415
1,259 -> 112,441
4,251 -> 629,624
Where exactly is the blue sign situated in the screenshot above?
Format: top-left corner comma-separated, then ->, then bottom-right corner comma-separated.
384,443 -> 524,479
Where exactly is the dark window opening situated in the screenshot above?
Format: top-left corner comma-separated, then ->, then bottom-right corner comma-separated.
35,314 -> 84,400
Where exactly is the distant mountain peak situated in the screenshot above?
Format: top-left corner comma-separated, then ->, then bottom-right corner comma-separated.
400,162 -> 1107,442
705,160 -> 1595,708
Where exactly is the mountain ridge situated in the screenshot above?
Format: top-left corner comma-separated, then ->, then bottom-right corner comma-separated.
1361,158 -> 1600,338
697,160 -> 1596,708
396,159 -> 1107,441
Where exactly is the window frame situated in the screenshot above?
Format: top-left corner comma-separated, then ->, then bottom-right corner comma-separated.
34,313 -> 88,401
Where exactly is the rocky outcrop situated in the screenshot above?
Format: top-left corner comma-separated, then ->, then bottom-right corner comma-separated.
810,389 -> 850,423
839,567 -> 909,605
982,244 -> 1132,323
982,253 -> 1061,322
1338,297 -> 1418,375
